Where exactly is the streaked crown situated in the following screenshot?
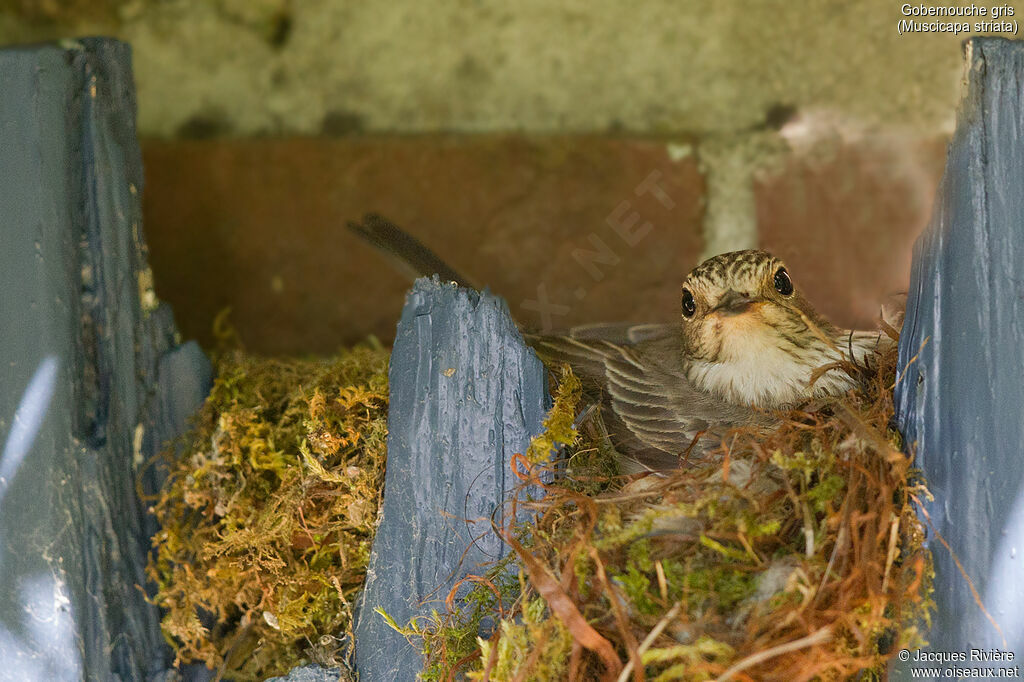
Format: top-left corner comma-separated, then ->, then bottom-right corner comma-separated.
685,249 -> 783,304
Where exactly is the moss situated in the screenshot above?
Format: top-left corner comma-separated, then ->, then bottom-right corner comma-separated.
407,337 -> 934,680
146,342 -> 389,680
524,365 -> 582,467
472,597 -> 575,682
149,323 -> 933,680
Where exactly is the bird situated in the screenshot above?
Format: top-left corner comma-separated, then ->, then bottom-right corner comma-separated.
525,249 -> 892,471
347,215 -> 893,472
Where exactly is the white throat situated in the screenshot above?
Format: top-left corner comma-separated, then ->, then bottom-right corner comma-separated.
688,328 -> 886,408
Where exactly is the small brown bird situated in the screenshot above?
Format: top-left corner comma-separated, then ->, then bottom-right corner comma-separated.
348,215 -> 892,472
526,249 -> 890,471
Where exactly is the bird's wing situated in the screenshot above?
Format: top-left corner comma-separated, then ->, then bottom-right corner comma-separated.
563,322 -> 676,344
523,324 -> 674,382
527,332 -> 759,470
525,333 -> 621,387
600,341 -> 708,453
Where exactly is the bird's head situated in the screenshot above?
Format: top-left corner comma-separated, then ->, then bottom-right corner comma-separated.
678,250 -> 874,407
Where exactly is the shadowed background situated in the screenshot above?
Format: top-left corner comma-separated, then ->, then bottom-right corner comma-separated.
0,1 -> 1005,353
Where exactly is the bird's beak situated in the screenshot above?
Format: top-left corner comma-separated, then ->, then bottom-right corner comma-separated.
713,290 -> 758,316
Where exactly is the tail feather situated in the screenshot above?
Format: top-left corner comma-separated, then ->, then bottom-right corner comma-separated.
346,214 -> 475,288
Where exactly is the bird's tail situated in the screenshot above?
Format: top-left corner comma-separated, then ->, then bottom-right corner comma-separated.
346,214 -> 477,288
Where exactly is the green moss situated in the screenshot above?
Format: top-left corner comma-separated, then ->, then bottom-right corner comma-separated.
615,565 -> 659,615
474,599 -> 575,682
525,365 -> 581,466
146,343 -> 389,680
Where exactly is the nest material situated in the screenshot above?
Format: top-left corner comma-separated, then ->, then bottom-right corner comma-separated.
409,338 -> 934,681
146,343 -> 389,680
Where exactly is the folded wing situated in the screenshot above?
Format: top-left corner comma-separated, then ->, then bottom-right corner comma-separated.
527,330 -> 763,471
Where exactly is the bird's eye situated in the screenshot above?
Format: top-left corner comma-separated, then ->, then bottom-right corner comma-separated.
682,289 -> 696,318
773,267 -> 794,296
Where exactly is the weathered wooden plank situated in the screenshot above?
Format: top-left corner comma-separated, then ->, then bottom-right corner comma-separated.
896,37 -> 1024,659
353,278 -> 549,681
0,39 -> 211,680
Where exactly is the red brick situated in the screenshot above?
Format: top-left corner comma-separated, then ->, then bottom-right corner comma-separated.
141,136 -> 705,354
756,135 -> 948,331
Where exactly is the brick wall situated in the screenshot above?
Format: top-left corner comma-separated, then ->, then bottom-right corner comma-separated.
142,128 -> 946,354
1,2 -> 978,354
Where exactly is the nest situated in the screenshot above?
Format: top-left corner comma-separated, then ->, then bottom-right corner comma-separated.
406,337 -> 934,681
146,343 -> 389,680
146,316 -> 934,681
